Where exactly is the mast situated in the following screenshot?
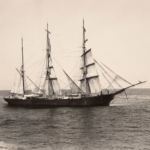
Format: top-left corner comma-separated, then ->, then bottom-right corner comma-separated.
80,20 -> 101,94
45,23 -> 60,97
46,24 -> 51,96
21,38 -> 25,95
82,19 -> 88,94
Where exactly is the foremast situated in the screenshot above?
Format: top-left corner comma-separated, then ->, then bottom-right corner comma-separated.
82,19 -> 88,94
80,20 -> 101,95
44,24 -> 62,98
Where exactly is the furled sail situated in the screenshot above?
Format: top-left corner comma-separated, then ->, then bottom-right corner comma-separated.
42,25 -> 62,97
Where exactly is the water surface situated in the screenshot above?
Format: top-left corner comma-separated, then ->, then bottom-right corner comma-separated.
0,89 -> 150,150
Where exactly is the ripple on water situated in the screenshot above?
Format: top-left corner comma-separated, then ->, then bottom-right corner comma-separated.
0,90 -> 150,149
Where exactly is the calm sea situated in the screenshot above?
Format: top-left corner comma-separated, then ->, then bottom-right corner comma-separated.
0,89 -> 150,150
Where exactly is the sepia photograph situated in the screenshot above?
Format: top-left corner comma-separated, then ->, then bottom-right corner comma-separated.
0,0 -> 149,149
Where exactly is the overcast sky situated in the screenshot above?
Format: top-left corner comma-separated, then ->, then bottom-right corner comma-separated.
0,0 -> 150,90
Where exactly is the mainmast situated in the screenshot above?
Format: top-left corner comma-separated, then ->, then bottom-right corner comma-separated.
21,38 -> 25,95
45,23 -> 57,97
46,24 -> 52,96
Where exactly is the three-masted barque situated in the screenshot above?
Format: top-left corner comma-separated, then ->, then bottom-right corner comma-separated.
4,20 -> 146,107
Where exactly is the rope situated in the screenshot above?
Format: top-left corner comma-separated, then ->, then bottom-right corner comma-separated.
24,38 -> 45,64
86,31 -> 140,82
26,57 -> 45,69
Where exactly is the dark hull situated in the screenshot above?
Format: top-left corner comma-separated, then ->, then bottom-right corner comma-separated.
4,94 -> 115,108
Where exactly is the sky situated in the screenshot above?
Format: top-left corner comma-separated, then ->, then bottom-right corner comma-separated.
0,0 -> 150,90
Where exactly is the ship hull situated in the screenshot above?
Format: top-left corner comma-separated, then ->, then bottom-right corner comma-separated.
4,94 -> 114,108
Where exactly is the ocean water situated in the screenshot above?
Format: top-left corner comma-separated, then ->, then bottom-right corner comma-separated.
0,89 -> 150,150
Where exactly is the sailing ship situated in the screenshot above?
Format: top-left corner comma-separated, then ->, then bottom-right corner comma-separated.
4,20 -> 146,107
